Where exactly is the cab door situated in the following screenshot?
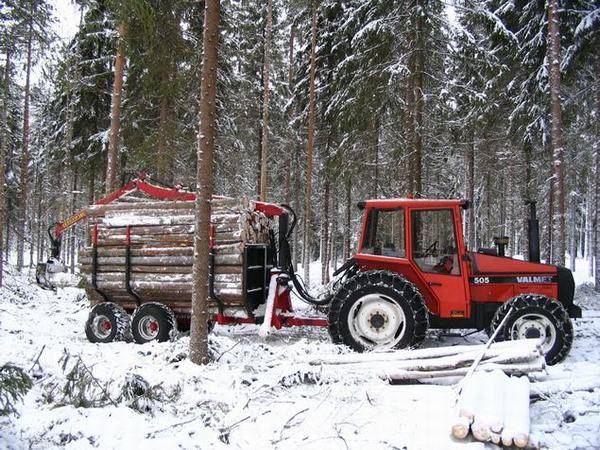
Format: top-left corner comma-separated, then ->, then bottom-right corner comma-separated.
408,207 -> 470,318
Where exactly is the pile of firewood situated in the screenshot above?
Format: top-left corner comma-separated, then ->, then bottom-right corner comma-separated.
79,197 -> 270,312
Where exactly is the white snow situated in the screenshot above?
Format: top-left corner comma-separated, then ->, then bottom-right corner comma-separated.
0,260 -> 599,449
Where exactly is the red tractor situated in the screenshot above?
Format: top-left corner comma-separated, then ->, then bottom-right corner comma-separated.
326,199 -> 580,365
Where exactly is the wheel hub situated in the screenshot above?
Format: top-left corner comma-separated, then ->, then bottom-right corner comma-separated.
138,315 -> 160,341
92,315 -> 112,339
510,313 -> 556,354
347,294 -> 406,349
369,312 -> 386,330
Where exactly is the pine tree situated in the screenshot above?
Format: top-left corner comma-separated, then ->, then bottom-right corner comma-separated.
190,0 -> 221,365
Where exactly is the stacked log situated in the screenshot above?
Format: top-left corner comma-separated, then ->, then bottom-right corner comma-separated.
80,197 -> 271,313
452,370 -> 532,447
308,339 -> 546,380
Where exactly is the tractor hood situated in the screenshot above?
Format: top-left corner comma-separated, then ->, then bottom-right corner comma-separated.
470,252 -> 556,276
470,252 -> 580,318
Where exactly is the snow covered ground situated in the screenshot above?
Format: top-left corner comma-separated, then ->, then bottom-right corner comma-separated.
1,261 -> 599,449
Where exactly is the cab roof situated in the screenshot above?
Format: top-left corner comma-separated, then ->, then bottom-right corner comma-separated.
361,198 -> 469,209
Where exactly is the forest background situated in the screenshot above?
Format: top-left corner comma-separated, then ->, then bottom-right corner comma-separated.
0,0 -> 598,288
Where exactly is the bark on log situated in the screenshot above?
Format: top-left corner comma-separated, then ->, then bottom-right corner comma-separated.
80,246 -> 194,257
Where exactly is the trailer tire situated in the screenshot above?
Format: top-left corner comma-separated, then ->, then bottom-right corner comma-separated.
489,294 -> 573,365
131,302 -> 177,344
85,302 -> 130,343
328,270 -> 429,352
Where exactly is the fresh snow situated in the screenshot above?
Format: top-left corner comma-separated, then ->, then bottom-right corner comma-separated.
0,261 -> 599,449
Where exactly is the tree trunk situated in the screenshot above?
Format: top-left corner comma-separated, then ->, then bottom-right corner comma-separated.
284,26 -> 295,205
17,12 -> 34,271
321,163 -> 330,284
302,4 -> 318,285
466,137 -> 475,249
157,82 -> 169,181
0,39 -> 11,286
569,192 -> 576,272
371,120 -> 379,198
344,179 -> 351,261
106,23 -> 126,194
259,0 -> 273,201
190,0 -> 221,365
413,0 -> 425,198
595,89 -> 600,292
522,140 -> 532,259
547,0 -> 565,266
70,167 -> 79,274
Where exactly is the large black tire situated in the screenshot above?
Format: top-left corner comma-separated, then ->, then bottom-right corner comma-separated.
85,302 -> 130,343
327,270 -> 429,352
489,294 -> 573,365
131,302 -> 177,344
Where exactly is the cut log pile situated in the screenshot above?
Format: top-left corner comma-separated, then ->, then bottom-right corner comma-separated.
308,339 -> 546,380
80,197 -> 271,312
452,369 -> 531,447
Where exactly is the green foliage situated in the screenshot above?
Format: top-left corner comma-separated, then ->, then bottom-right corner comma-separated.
118,373 -> 181,414
0,364 -> 33,416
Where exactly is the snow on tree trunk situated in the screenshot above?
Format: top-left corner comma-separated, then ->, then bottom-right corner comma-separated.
302,4 -> 318,285
190,0 -> 221,365
412,0 -> 425,198
259,0 -> 272,202
106,23 -> 126,194
547,0 -> 566,267
17,11 -> 34,272
0,39 -> 11,286
595,105 -> 600,292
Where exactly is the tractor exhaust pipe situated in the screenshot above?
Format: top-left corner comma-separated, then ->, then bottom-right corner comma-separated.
527,201 -> 540,263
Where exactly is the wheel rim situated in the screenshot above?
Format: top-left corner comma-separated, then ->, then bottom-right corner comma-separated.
347,294 -> 406,349
138,315 -> 160,341
92,314 -> 113,339
510,313 -> 557,354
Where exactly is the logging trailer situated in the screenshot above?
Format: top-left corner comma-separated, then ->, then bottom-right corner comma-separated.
37,174 -> 581,365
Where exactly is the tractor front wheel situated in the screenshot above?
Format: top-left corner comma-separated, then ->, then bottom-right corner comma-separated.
131,303 -> 177,344
328,271 -> 429,352
85,302 -> 130,343
489,294 -> 573,365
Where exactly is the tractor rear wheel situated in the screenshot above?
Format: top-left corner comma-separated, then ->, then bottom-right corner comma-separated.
489,294 -> 573,365
131,302 -> 177,344
85,302 -> 130,343
328,271 -> 429,352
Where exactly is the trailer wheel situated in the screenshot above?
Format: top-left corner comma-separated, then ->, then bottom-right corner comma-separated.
85,302 -> 130,343
489,294 -> 573,365
328,270 -> 429,352
131,303 -> 177,344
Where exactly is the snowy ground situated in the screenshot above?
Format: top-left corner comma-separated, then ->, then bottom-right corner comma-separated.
1,262 -> 599,449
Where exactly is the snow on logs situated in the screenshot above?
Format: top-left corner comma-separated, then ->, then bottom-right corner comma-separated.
80,197 -> 271,311
452,370 -> 531,447
308,339 -> 546,380
306,339 -> 541,446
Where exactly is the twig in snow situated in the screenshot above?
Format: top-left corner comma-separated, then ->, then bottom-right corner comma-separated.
454,306 -> 514,398
216,340 -> 241,362
29,345 -> 46,372
77,357 -> 118,407
146,415 -> 200,437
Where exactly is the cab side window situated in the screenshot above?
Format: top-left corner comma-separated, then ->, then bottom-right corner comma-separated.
411,209 -> 460,275
362,208 -> 405,258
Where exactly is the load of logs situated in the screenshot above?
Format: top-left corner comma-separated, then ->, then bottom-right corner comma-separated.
80,197 -> 271,313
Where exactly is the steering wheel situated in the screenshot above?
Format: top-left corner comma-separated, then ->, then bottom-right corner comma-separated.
423,240 -> 438,258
